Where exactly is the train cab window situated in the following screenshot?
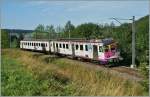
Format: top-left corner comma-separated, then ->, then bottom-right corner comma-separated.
104,46 -> 109,52
99,46 -> 103,52
56,43 -> 58,48
59,44 -> 62,48
111,47 -> 115,51
110,45 -> 116,51
85,45 -> 88,51
76,45 -> 78,50
105,49 -> 108,52
80,45 -> 83,50
66,44 -> 69,49
63,44 -> 65,48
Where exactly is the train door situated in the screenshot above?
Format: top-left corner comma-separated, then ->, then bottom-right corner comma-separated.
49,41 -> 51,53
21,42 -> 23,48
56,43 -> 59,53
98,46 -> 104,59
53,42 -> 55,53
72,43 -> 75,57
93,45 -> 98,60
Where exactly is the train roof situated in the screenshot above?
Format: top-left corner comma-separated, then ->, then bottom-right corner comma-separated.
21,38 -> 116,45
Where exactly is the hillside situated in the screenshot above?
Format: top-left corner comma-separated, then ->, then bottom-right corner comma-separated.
1,49 -> 148,96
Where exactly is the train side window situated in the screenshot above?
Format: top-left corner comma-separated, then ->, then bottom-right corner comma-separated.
32,43 -> 33,46
28,43 -> 29,46
56,43 -> 58,48
63,44 -> 65,48
99,46 -> 103,52
80,45 -> 83,50
85,45 -> 88,51
59,43 -> 62,48
45,43 -> 47,47
41,43 -> 45,47
66,44 -> 69,49
76,45 -> 78,50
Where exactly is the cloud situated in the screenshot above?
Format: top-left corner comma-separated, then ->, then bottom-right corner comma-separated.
26,1 -> 48,6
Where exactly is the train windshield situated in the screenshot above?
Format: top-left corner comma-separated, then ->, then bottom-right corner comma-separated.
104,43 -> 117,52
104,46 -> 109,52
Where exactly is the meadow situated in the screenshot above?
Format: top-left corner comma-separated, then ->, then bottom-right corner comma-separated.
1,49 -> 148,96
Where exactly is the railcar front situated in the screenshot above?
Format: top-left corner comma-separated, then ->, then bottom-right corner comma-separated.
98,41 -> 123,64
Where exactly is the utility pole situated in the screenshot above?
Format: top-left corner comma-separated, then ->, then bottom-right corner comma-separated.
69,29 -> 70,40
131,16 -> 136,68
110,16 -> 136,68
35,31 -> 37,40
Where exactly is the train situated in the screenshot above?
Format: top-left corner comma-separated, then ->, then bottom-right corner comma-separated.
20,38 -> 123,64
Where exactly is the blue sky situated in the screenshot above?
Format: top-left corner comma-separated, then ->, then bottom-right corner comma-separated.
1,0 -> 149,30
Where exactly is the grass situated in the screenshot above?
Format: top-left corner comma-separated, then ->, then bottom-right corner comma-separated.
1,49 -> 148,96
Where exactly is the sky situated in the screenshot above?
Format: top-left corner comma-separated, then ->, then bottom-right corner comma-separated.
1,0 -> 149,30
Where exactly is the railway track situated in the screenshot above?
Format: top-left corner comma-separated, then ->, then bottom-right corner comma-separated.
65,57 -> 144,81
29,51 -> 144,82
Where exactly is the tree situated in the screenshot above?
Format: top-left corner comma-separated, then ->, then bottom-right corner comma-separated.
75,23 -> 101,39
55,26 -> 65,38
35,24 -> 45,32
11,38 -> 17,48
45,25 -> 56,39
1,29 -> 10,48
63,21 -> 75,38
110,21 -> 115,27
16,33 -> 24,48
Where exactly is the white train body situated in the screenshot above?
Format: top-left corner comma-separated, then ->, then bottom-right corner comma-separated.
20,40 -> 50,51
20,39 -> 122,63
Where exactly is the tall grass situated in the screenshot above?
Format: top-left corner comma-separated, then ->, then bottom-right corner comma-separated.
1,49 -> 147,96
